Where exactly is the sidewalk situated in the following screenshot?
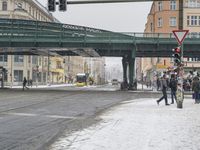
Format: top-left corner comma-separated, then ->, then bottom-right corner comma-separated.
135,84 -> 193,95
50,97 -> 200,150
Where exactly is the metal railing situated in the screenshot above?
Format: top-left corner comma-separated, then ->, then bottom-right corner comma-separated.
0,18 -> 199,47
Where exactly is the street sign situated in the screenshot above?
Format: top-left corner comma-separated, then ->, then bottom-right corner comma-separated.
172,30 -> 189,45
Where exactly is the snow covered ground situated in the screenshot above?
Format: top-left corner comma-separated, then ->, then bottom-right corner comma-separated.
50,97 -> 200,150
5,83 -> 75,89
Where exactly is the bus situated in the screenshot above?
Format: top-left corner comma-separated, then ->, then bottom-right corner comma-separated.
76,73 -> 87,86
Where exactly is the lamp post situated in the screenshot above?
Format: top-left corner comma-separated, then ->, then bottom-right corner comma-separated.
47,50 -> 50,86
10,55 -> 13,87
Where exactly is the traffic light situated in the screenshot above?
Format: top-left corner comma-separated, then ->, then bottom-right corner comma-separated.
48,0 -> 56,12
59,0 -> 67,11
172,46 -> 181,65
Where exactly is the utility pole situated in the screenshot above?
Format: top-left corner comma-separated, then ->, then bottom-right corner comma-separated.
179,0 -> 184,30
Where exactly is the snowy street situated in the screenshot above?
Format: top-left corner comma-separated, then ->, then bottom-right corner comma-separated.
50,97 -> 200,150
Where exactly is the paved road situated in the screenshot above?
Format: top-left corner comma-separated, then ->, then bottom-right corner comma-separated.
0,85 -> 160,150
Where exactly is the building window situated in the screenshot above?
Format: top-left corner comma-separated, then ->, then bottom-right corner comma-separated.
170,17 -> 177,26
14,55 -> 24,63
39,13 -> 41,21
158,17 -> 163,27
18,3 -> 22,9
170,0 -> 176,10
15,2 -> 22,9
158,1 -> 163,11
187,0 -> 199,7
185,0 -> 200,7
188,57 -> 199,61
36,11 -> 38,19
43,72 -> 46,82
44,58 -> 48,66
39,57 -> 42,66
0,55 -> 7,62
190,32 -> 199,38
32,56 -> 38,64
187,16 -> 190,26
28,56 -> 31,63
187,15 -> 200,26
191,16 -> 198,25
29,6 -> 31,14
199,16 -> 200,25
56,61 -> 62,69
150,22 -> 153,32
32,9 -> 35,17
2,1 -> 7,11
14,70 -> 23,82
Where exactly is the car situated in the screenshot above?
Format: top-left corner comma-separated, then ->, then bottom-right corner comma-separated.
111,79 -> 118,85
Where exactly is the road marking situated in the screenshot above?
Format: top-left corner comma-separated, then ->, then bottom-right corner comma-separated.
1,112 -> 38,117
1,112 -> 77,119
45,115 -> 76,119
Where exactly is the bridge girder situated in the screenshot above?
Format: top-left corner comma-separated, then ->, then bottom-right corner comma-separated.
0,18 -> 200,58
67,0 -> 170,5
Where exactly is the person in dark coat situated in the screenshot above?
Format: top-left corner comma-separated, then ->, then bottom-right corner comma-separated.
156,75 -> 170,106
23,77 -> 29,90
157,77 -> 160,91
192,76 -> 200,104
169,74 -> 177,104
29,79 -> 33,87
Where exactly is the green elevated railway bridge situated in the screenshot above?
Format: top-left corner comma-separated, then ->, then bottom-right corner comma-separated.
0,19 -> 199,89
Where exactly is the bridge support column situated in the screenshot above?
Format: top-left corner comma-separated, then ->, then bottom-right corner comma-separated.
121,55 -> 128,90
128,49 -> 136,90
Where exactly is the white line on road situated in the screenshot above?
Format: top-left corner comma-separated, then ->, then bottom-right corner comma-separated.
1,112 -> 77,119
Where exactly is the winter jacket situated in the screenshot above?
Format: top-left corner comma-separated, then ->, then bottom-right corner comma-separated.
169,78 -> 177,91
192,80 -> 200,92
160,78 -> 168,90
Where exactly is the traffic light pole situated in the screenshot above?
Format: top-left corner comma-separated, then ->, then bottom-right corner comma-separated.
173,30 -> 189,109
176,43 -> 184,109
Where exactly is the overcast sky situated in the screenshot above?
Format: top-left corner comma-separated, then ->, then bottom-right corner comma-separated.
37,1 -> 152,71
38,1 -> 152,32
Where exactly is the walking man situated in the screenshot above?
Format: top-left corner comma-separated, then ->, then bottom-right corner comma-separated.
192,76 -> 200,104
156,74 -> 170,106
156,77 -> 160,91
169,74 -> 177,104
23,77 -> 29,90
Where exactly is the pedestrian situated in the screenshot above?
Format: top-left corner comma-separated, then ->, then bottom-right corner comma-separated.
157,77 -> 160,91
23,77 -> 29,90
29,79 -> 33,87
156,74 -> 170,106
192,76 -> 200,104
169,74 -> 177,104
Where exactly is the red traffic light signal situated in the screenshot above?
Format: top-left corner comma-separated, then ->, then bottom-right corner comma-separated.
174,47 -> 181,53
172,46 -> 181,65
172,46 -> 181,53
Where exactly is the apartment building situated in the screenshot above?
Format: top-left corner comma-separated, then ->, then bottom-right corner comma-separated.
0,0 -> 59,86
143,0 -> 200,81
0,0 -> 106,86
